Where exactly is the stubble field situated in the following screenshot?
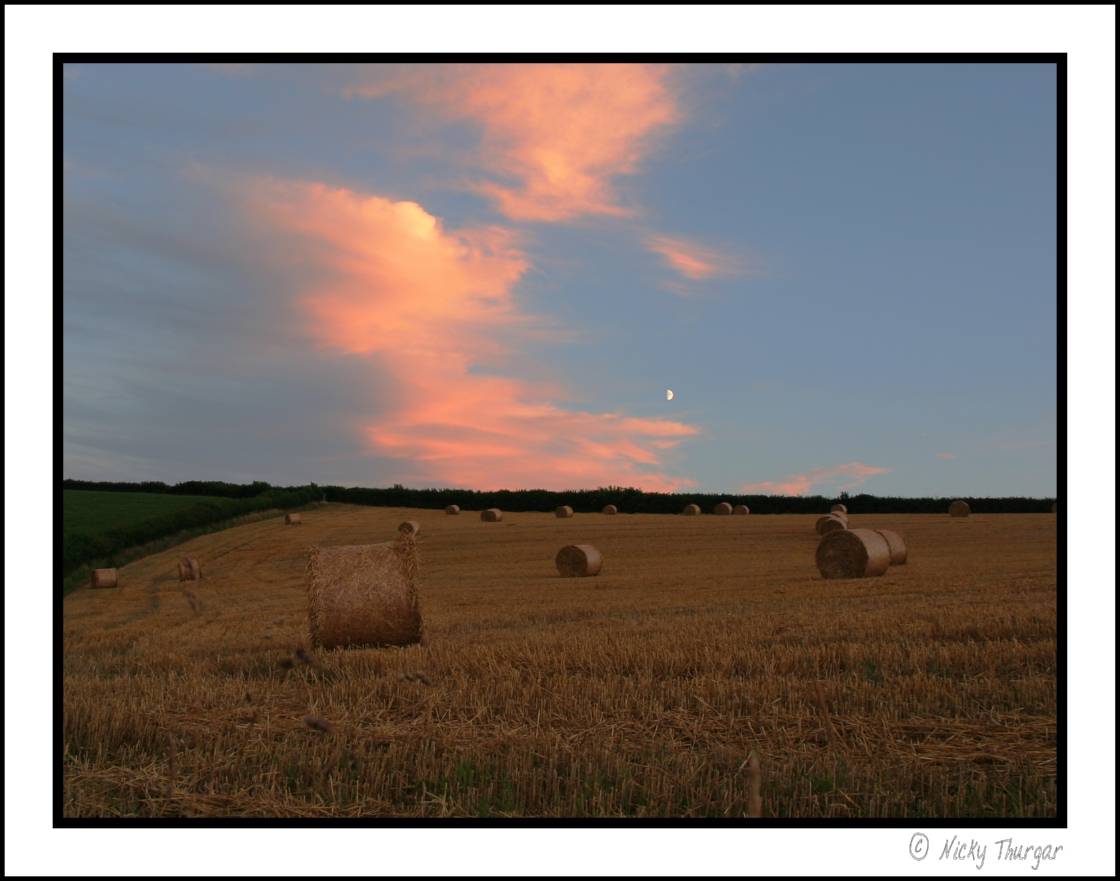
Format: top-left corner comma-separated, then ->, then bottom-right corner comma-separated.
62,504 -> 1058,818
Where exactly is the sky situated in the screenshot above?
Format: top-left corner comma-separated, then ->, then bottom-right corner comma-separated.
62,61 -> 1058,496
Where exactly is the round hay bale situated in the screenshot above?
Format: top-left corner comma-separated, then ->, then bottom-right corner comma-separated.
398,520 -> 420,536
285,513 -> 303,525
177,557 -> 202,582
90,568 -> 118,589
815,514 -> 847,536
555,505 -> 574,519
949,500 -> 970,518
445,504 -> 461,515
555,544 -> 603,577
602,504 -> 618,515
874,529 -> 908,565
682,503 -> 700,516
480,508 -> 502,522
830,504 -> 848,515
713,501 -> 733,515
733,504 -> 750,515
307,536 -> 422,649
816,528 -> 891,579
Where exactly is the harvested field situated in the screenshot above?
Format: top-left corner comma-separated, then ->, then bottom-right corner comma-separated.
62,506 -> 1057,819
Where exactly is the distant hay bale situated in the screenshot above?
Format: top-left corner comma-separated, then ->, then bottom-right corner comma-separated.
682,504 -> 701,516
816,528 -> 891,579
306,536 -> 422,649
949,500 -> 971,518
602,504 -> 618,515
815,514 -> 847,536
445,505 -> 461,515
830,504 -> 848,515
555,505 -> 574,519
90,568 -> 118,589
714,502 -> 733,515
398,520 -> 420,536
481,508 -> 502,522
285,513 -> 303,525
733,504 -> 750,515
177,557 -> 202,582
874,529 -> 908,565
555,544 -> 603,577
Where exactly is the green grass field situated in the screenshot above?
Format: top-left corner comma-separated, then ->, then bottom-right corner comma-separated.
64,490 -> 226,538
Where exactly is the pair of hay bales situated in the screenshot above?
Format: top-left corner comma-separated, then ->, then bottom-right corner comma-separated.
90,555 -> 204,589
683,502 -> 750,515
816,528 -> 908,578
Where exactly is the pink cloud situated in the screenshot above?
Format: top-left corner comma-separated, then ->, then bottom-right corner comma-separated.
645,234 -> 743,282
345,63 -> 680,222
741,462 -> 892,496
244,178 -> 699,491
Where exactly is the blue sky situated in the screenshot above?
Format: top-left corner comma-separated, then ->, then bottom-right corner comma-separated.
62,61 -> 1057,495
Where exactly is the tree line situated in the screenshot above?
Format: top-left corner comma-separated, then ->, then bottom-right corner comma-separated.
321,484 -> 1057,515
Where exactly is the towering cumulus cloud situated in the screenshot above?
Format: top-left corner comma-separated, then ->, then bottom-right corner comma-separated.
346,63 -> 680,222
245,178 -> 698,490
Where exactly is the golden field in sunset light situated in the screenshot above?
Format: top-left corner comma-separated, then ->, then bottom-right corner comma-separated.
63,505 -> 1057,818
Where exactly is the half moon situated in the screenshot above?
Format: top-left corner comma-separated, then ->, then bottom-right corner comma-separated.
666,389 -> 674,401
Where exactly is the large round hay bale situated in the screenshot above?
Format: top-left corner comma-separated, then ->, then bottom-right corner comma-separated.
874,529 -> 908,565
285,513 -> 303,525
481,508 -> 502,522
177,557 -> 202,582
90,568 -> 118,589
398,520 -> 420,536
949,500 -> 970,518
555,505 -> 574,518
733,504 -> 750,515
830,504 -> 847,515
682,503 -> 700,516
815,514 -> 847,536
307,537 -> 422,649
445,505 -> 460,515
713,501 -> 733,515
816,529 -> 891,579
602,504 -> 618,515
555,544 -> 603,577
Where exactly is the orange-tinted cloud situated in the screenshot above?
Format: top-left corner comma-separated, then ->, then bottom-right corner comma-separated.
741,462 -> 891,496
244,178 -> 698,490
346,63 -> 680,222
645,234 -> 742,281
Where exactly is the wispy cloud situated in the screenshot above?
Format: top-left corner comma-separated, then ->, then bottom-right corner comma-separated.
345,63 -> 680,222
243,178 -> 699,490
741,461 -> 891,496
935,451 -> 956,460
645,233 -> 746,283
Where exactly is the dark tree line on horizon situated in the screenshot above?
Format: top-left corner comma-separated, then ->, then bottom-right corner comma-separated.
63,479 -> 1057,514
